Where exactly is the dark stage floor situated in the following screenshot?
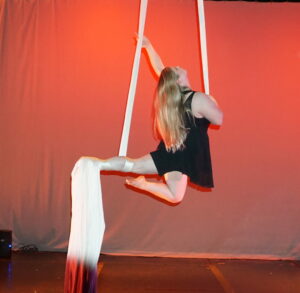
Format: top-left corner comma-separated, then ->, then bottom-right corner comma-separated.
1,252 -> 300,292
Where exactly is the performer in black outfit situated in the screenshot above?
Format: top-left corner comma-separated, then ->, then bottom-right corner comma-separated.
98,36 -> 223,203
150,88 -> 214,189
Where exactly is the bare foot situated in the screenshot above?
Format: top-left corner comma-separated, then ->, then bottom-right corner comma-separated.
125,176 -> 146,189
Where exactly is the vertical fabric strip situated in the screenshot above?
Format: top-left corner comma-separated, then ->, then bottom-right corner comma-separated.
197,0 -> 210,95
119,0 -> 148,156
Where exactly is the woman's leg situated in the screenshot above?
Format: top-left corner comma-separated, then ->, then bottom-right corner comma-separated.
98,154 -> 188,203
126,171 -> 187,204
98,154 -> 158,174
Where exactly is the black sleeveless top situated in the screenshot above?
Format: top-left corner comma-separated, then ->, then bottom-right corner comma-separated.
150,90 -> 214,188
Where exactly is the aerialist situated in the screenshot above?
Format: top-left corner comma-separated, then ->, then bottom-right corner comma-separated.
98,36 -> 223,203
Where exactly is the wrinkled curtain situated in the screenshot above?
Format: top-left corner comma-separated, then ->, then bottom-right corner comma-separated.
1,0 -> 300,259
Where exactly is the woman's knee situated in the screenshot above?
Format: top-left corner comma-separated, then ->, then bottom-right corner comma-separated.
170,188 -> 185,203
165,172 -> 188,203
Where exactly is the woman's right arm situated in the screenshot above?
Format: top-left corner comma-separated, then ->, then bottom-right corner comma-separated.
141,36 -> 165,77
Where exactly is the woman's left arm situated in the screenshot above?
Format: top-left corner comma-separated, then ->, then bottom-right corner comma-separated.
193,92 -> 223,126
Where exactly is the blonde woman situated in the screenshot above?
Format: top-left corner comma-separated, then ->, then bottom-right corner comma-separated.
98,37 -> 223,203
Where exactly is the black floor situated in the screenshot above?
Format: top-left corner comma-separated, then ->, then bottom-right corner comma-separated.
1,252 -> 300,292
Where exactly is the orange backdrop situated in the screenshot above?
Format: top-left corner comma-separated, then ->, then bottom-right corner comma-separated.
0,0 -> 300,259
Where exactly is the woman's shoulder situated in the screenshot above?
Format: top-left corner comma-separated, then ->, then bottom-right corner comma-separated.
183,90 -> 208,100
191,92 -> 218,108
182,88 -> 197,103
183,91 -> 207,118
187,91 -> 220,120
183,89 -> 215,103
192,91 -> 209,99
191,92 -> 223,125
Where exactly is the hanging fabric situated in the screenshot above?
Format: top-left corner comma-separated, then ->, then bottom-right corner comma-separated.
197,0 -> 210,95
64,157 -> 105,292
119,0 -> 148,156
64,0 -> 210,291
65,1 -> 149,291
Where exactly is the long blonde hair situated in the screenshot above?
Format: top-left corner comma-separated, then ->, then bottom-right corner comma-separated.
154,67 -> 189,153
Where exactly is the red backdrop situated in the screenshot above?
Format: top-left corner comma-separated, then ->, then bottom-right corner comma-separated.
0,0 -> 300,259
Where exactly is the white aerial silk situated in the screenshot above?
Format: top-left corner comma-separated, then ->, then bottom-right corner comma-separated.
119,0 -> 209,157
197,0 -> 210,95
119,0 -> 148,156
65,1 -> 209,292
67,157 -> 105,268
64,157 -> 105,293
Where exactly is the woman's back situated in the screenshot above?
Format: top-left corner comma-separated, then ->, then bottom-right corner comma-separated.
150,90 -> 214,188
